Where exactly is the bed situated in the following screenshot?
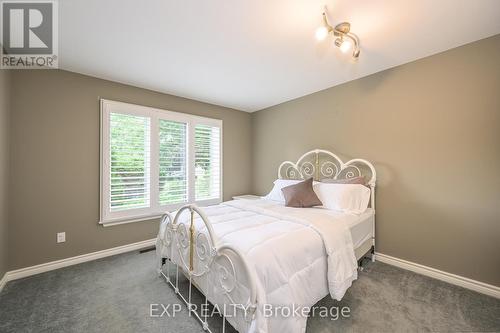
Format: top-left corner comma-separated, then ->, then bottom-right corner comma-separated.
156,149 -> 376,333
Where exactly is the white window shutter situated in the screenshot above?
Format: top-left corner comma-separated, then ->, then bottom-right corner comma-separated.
109,112 -> 151,211
158,120 -> 188,205
194,124 -> 221,201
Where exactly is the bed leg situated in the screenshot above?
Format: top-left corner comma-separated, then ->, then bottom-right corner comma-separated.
371,246 -> 376,262
157,257 -> 166,276
358,258 -> 364,271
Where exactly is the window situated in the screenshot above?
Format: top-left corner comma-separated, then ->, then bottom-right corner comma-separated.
100,100 -> 222,225
195,124 -> 221,201
158,120 -> 187,205
109,113 -> 151,212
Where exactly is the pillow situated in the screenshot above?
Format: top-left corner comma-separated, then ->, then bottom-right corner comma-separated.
281,178 -> 323,208
313,183 -> 370,214
264,179 -> 303,202
321,176 -> 366,185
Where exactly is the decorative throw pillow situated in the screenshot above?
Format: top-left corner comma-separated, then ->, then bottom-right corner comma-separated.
281,178 -> 323,208
321,176 -> 366,185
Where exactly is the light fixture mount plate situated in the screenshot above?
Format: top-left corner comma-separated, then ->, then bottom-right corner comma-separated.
334,22 -> 351,35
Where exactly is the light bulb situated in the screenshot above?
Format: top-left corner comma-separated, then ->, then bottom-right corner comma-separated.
315,26 -> 329,41
340,39 -> 352,53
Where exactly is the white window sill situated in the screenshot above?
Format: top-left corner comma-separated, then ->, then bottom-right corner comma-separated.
99,214 -> 164,227
99,199 -> 222,227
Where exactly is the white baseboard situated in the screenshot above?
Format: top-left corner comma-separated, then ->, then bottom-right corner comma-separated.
2,243 -> 498,300
0,238 -> 156,291
375,252 -> 500,299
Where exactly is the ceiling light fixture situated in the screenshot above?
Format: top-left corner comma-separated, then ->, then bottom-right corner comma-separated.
315,10 -> 360,58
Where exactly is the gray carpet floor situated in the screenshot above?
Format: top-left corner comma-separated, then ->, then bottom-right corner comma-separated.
0,250 -> 499,333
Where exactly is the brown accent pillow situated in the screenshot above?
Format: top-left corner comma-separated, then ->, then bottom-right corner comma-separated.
321,176 -> 366,185
281,178 -> 323,208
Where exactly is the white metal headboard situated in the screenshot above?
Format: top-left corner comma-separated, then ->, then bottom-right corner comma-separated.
278,149 -> 377,208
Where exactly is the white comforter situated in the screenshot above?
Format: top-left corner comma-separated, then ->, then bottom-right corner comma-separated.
157,199 -> 359,333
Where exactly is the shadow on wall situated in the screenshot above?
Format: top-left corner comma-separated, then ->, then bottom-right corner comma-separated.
350,58 -> 395,93
314,27 -> 396,89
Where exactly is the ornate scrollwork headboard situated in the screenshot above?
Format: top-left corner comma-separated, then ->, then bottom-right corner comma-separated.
278,149 -> 377,207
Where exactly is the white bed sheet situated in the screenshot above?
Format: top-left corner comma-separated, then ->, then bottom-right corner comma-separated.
284,204 -> 374,250
348,208 -> 374,249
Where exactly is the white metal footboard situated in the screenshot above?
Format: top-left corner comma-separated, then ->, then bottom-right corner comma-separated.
157,204 -> 258,333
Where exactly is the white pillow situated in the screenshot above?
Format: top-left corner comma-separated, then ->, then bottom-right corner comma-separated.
264,179 -> 303,202
313,183 -> 370,214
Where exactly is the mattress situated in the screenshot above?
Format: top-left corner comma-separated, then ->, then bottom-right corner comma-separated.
348,208 -> 375,249
310,206 -> 374,250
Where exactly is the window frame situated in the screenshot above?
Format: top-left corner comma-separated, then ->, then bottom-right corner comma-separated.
100,99 -> 223,226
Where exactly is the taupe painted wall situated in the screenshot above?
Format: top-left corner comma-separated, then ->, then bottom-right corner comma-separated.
0,70 -> 9,278
252,35 -> 500,286
7,70 -> 252,270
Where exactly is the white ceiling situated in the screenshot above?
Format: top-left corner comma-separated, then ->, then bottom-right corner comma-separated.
60,0 -> 500,112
